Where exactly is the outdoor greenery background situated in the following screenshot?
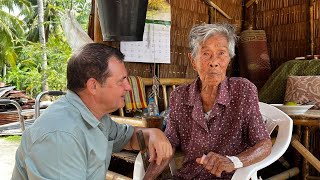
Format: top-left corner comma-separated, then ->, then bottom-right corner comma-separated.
1,0 -> 167,98
0,0 -> 90,97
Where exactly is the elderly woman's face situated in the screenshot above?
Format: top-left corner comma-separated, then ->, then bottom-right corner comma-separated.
190,34 -> 230,86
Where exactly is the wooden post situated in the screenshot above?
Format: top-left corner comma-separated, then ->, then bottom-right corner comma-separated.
94,0 -> 103,42
244,0 -> 257,30
87,0 -> 95,40
310,0 -> 315,55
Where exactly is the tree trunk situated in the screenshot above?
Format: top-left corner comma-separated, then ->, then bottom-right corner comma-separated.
37,0 -> 48,92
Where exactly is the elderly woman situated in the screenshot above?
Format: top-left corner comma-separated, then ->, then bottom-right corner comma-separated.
144,23 -> 272,179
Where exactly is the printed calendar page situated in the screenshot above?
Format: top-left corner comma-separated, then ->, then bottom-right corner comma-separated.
120,22 -> 170,64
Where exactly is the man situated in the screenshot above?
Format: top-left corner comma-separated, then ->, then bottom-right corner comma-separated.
12,43 -> 172,179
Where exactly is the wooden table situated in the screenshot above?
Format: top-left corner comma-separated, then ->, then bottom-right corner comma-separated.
289,110 -> 320,180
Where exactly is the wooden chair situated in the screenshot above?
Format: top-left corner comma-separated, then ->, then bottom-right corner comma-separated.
111,78 -> 194,127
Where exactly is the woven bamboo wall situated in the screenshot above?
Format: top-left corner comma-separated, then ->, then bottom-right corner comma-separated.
90,0 -> 153,78
90,0 -> 243,78
256,0 -> 311,70
208,0 -> 243,33
159,0 -> 208,78
208,0 -> 243,77
90,0 -> 318,77
159,0 -> 243,78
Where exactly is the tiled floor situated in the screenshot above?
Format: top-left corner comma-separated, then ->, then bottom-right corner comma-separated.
0,138 -> 19,180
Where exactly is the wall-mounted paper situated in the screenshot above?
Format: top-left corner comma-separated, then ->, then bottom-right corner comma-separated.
120,0 -> 171,64
120,22 -> 170,64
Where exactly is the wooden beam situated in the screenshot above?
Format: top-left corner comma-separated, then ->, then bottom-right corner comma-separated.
291,135 -> 320,172
106,171 -> 132,180
265,167 -> 299,180
245,0 -> 257,8
203,0 -> 232,19
110,115 -> 147,127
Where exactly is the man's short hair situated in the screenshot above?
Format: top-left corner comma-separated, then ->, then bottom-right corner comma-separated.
67,43 -> 125,92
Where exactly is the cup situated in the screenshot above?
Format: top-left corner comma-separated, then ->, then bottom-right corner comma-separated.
142,116 -> 164,130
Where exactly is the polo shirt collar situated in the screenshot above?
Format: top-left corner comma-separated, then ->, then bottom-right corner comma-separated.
65,90 -> 100,128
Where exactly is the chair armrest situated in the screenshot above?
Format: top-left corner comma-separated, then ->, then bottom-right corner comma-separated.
232,118 -> 293,180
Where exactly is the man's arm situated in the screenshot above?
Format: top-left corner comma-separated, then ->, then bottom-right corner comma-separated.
124,127 -> 173,165
196,139 -> 272,177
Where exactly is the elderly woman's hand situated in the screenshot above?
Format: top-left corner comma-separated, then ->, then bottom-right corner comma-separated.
196,152 -> 235,177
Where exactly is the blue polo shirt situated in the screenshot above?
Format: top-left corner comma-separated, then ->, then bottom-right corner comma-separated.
12,90 -> 134,180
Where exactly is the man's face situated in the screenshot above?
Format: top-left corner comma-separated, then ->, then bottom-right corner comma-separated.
96,57 -> 132,113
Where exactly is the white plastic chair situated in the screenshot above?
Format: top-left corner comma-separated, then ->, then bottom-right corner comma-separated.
133,153 -> 146,180
231,102 -> 293,180
133,102 -> 293,180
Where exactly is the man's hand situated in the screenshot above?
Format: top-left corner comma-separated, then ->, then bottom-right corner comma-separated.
196,152 -> 235,177
147,128 -> 173,165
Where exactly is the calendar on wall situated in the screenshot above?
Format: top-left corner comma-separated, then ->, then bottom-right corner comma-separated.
120,22 -> 170,64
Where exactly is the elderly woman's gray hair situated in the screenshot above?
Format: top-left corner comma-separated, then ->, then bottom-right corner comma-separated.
189,23 -> 237,59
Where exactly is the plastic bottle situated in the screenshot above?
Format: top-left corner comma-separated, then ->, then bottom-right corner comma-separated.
160,107 -> 170,130
147,97 -> 159,116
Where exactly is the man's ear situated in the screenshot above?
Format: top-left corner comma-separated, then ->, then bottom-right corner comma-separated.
86,78 -> 98,95
188,53 -> 197,71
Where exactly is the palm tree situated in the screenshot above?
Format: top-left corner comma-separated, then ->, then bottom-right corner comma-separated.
36,0 -> 48,91
0,0 -> 31,77
25,0 -> 90,91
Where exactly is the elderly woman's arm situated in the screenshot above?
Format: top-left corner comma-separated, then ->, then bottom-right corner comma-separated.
142,147 -> 176,180
196,139 -> 272,177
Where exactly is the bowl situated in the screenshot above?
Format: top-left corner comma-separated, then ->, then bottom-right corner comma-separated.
270,104 -> 314,115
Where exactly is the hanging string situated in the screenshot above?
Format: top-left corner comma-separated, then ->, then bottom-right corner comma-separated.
148,11 -> 160,100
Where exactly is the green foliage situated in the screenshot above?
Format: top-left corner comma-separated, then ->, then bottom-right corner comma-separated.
0,0 -> 31,72
1,135 -> 22,142
2,0 -> 90,97
5,35 -> 71,97
26,0 -> 91,42
148,0 -> 170,11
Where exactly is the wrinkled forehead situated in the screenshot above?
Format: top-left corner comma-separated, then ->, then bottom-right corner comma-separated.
200,41 -> 228,51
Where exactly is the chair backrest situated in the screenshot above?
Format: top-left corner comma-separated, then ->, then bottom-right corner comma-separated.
118,78 -> 194,116
231,102 -> 293,180
34,91 -> 66,118
112,78 -> 194,127
163,102 -> 293,180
